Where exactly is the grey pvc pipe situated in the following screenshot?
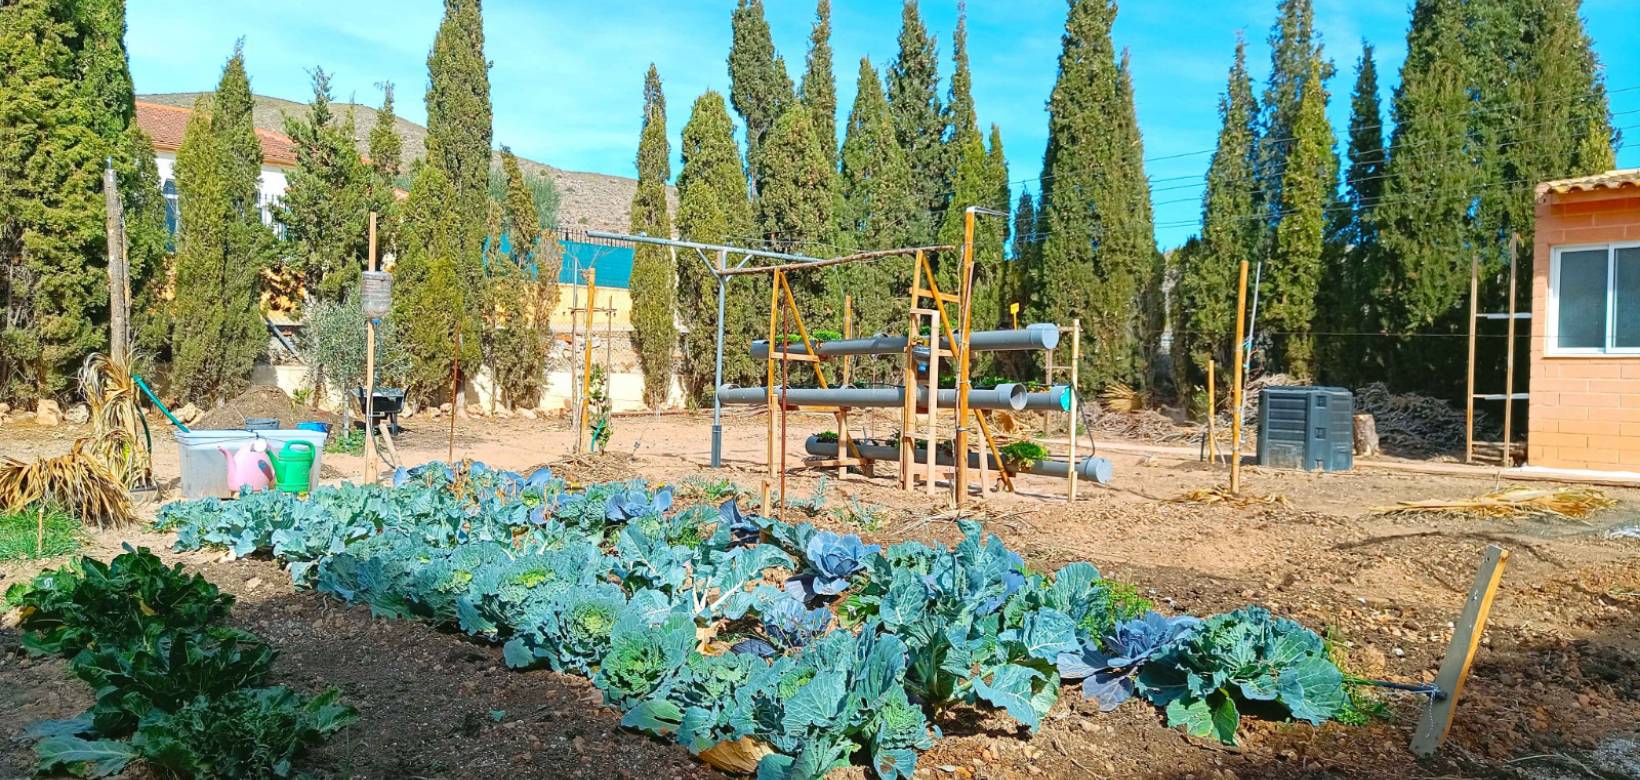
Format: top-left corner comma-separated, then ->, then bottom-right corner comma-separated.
749,323 -> 1059,361
1022,385 -> 1073,412
803,436 -> 1114,485
716,383 -> 1027,411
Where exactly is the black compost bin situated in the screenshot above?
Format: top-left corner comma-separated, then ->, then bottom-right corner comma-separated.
1255,386 -> 1353,472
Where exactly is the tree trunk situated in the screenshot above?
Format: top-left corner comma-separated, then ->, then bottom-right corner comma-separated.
1353,413 -> 1379,457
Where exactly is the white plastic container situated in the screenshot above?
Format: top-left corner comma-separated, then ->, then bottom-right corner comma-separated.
174,429 -> 328,499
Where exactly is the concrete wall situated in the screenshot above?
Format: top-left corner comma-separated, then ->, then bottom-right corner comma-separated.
1527,184 -> 1640,471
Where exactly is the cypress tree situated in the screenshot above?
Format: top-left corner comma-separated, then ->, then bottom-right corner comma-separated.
834,58 -> 917,335
1474,0 -> 1615,264
1318,43 -> 1386,385
1173,37 -> 1260,391
1258,0 -> 1330,224
1374,0 -> 1478,389
1009,189 -> 1039,321
480,148 -> 554,408
424,0 -> 492,300
1265,49 -> 1335,379
728,0 -> 793,194
759,105 -> 832,254
275,68 -> 372,303
1113,51 -> 1166,383
799,0 -> 837,167
0,0 -> 161,398
629,65 -> 676,408
170,45 -> 276,402
368,83 -> 403,182
393,162 -> 481,401
1037,1 -> 1156,389
887,0 -> 944,242
676,91 -> 760,402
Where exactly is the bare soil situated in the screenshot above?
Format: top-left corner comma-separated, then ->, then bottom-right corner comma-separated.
4,408 -> 1639,779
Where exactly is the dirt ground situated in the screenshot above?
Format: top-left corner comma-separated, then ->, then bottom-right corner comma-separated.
3,407 -> 1640,779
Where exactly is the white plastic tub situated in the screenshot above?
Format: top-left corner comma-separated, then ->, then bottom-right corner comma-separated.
174,429 -> 328,499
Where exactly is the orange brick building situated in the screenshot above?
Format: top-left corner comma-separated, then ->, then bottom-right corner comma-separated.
1527,169 -> 1640,472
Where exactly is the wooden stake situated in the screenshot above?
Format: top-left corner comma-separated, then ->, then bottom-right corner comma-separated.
36,505 -> 46,558
954,209 -> 976,504
1501,234 -> 1519,468
103,160 -> 128,358
763,271 -> 780,516
1465,253 -> 1478,465
364,212 -> 379,482
1230,260 -> 1249,495
448,331 -> 459,464
578,268 -> 598,453
1411,544 -> 1510,756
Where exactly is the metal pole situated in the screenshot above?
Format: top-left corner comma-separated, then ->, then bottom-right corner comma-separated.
711,249 -> 728,468
1068,319 -> 1081,502
1466,253 -> 1478,464
1502,233 -> 1519,468
1230,261 -> 1250,495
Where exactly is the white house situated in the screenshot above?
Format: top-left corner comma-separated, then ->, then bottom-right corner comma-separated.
135,100 -> 296,233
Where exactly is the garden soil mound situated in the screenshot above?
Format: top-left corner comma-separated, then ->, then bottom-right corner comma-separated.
194,386 -> 336,430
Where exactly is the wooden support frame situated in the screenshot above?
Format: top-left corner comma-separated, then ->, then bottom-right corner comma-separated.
1465,234 -> 1529,467
1411,544 -> 1510,756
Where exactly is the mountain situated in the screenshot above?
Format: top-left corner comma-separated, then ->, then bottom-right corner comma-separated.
137,92 -> 673,233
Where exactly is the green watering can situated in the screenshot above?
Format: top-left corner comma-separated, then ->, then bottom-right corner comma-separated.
267,440 -> 316,494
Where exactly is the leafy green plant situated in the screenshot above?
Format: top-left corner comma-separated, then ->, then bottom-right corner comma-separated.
11,546 -> 235,659
0,503 -> 80,561
813,430 -> 839,443
130,687 -> 357,778
326,429 -> 367,455
998,441 -> 1049,469
1136,606 -> 1349,744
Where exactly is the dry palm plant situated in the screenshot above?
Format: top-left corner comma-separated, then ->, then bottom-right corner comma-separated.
0,438 -> 136,527
1099,382 -> 1144,413
79,349 -> 152,488
1373,486 -> 1616,521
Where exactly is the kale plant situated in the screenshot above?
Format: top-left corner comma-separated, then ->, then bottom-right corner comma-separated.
1056,611 -> 1200,710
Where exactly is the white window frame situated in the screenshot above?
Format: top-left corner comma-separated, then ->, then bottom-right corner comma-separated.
1547,241 -> 1640,356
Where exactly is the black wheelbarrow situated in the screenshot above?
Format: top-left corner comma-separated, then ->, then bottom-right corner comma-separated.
352,388 -> 406,434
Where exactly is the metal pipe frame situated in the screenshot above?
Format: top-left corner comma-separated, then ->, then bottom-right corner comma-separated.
749,322 -> 1060,361
716,383 -> 1028,411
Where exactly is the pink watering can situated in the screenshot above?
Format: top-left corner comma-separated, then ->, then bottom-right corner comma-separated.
219,439 -> 275,495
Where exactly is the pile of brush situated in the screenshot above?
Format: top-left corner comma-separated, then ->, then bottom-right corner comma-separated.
0,438 -> 135,527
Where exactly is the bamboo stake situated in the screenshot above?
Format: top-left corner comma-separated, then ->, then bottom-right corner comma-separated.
955,210 -> 976,504
448,333 -> 459,464
1230,261 -> 1249,495
36,505 -> 45,558
1502,234 -> 1519,468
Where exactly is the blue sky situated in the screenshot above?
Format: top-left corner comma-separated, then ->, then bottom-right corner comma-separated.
127,0 -> 1639,249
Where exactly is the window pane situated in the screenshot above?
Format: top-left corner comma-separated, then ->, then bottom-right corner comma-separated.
1617,247 -> 1640,348
1557,249 -> 1608,349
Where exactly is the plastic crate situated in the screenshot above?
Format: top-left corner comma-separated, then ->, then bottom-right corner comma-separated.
1256,387 -> 1354,472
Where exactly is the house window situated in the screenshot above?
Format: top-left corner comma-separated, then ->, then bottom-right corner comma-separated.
1550,243 -> 1640,354
162,179 -> 179,237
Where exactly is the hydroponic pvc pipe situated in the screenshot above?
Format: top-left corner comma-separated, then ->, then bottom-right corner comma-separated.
716,383 -> 1028,411
1022,385 -> 1072,412
802,435 -> 1114,485
749,322 -> 1060,360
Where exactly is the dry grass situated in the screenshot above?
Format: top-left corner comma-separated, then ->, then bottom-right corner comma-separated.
0,439 -> 136,528
1373,487 -> 1617,521
1171,486 -> 1291,508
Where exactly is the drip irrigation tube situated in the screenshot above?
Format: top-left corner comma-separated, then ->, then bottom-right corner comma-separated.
716,383 -> 1028,411
750,323 -> 1060,360
803,435 -> 1114,484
